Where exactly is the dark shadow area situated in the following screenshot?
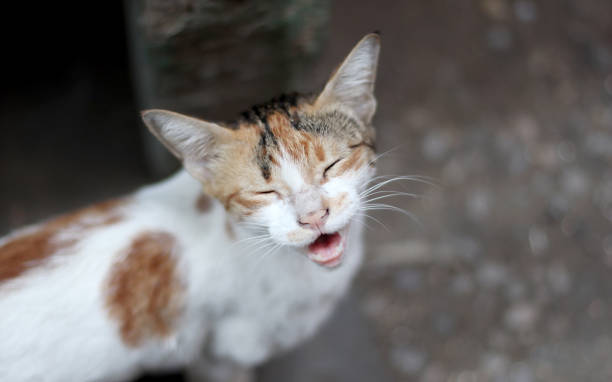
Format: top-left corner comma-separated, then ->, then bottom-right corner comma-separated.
1,3 -> 148,233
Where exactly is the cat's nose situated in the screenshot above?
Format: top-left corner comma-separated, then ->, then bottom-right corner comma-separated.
298,208 -> 329,230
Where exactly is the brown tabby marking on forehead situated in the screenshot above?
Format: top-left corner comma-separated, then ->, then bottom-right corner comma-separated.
266,112 -> 293,141
0,199 -> 125,284
265,111 -> 330,168
105,231 -> 183,347
300,137 -> 312,157
231,92 -> 376,185
283,137 -> 303,163
315,143 -> 326,162
294,110 -> 366,140
256,141 -> 273,181
239,92 -> 304,126
268,154 -> 279,166
240,94 -> 307,181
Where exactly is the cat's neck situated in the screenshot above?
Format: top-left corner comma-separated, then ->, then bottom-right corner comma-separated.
138,170 -> 203,204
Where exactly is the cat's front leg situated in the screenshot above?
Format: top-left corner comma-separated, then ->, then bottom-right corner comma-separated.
185,355 -> 253,382
210,317 -> 271,367
185,317 -> 263,382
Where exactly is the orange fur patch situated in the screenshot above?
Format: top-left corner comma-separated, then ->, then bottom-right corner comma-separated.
267,113 -> 290,139
105,231 -> 183,347
223,191 -> 239,210
0,199 -> 124,284
330,192 -> 349,212
231,193 -> 265,210
285,142 -> 302,162
267,111 -> 314,162
337,147 -> 366,176
314,143 -> 326,162
299,138 -> 312,157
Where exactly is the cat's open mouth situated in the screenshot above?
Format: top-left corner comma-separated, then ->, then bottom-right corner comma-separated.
306,231 -> 345,268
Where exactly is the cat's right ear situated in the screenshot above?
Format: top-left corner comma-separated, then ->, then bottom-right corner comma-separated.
141,110 -> 231,182
315,33 -> 380,125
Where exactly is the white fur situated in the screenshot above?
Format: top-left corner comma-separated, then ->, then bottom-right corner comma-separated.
0,169 -> 366,381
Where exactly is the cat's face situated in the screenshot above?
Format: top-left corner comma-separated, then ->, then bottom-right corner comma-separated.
143,34 -> 380,268
213,103 -> 376,267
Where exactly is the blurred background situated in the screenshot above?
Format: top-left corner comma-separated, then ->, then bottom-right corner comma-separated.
2,0 -> 612,381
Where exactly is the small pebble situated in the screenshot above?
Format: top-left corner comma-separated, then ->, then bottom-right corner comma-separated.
477,262 -> 508,289
509,362 -> 535,382
467,189 -> 491,220
390,345 -> 427,375
561,168 -> 589,196
481,353 -> 510,377
487,25 -> 513,51
547,263 -> 571,294
505,302 -> 539,332
393,269 -> 423,292
528,226 -> 549,255
514,0 -> 537,23
422,130 -> 452,161
450,274 -> 475,295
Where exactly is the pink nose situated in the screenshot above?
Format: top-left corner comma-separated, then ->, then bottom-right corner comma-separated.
298,208 -> 329,230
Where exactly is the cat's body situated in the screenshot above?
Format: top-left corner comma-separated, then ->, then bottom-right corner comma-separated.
0,171 -> 363,381
0,34 -> 380,381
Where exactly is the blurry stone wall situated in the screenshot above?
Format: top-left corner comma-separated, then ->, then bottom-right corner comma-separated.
125,0 -> 331,176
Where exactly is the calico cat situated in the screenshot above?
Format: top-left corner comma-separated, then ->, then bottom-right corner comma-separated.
0,34 -> 380,382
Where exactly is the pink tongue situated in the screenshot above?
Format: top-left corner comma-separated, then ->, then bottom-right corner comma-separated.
308,232 -> 341,259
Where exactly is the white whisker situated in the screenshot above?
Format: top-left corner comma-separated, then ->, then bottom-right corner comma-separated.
352,215 -> 375,231
252,243 -> 282,269
364,191 -> 423,203
370,144 -> 405,164
354,212 -> 391,232
360,203 -> 423,227
360,175 -> 438,198
232,233 -> 270,245
242,238 -> 276,253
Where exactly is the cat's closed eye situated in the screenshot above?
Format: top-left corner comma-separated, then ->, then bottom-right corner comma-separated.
257,190 -> 279,196
323,158 -> 343,178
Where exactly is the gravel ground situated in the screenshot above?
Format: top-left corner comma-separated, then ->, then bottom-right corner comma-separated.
2,1 -> 611,381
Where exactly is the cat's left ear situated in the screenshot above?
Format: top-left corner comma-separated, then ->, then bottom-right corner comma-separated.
141,109 -> 232,182
315,33 -> 380,124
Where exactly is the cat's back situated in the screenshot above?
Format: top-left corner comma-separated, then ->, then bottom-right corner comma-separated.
0,171 -> 214,381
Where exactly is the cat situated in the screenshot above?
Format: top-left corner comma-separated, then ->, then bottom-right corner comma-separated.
0,33 -> 380,382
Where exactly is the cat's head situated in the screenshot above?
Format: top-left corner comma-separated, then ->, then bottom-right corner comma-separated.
142,34 -> 380,268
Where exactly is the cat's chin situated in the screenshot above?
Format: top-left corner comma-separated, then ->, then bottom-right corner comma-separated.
305,229 -> 347,268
